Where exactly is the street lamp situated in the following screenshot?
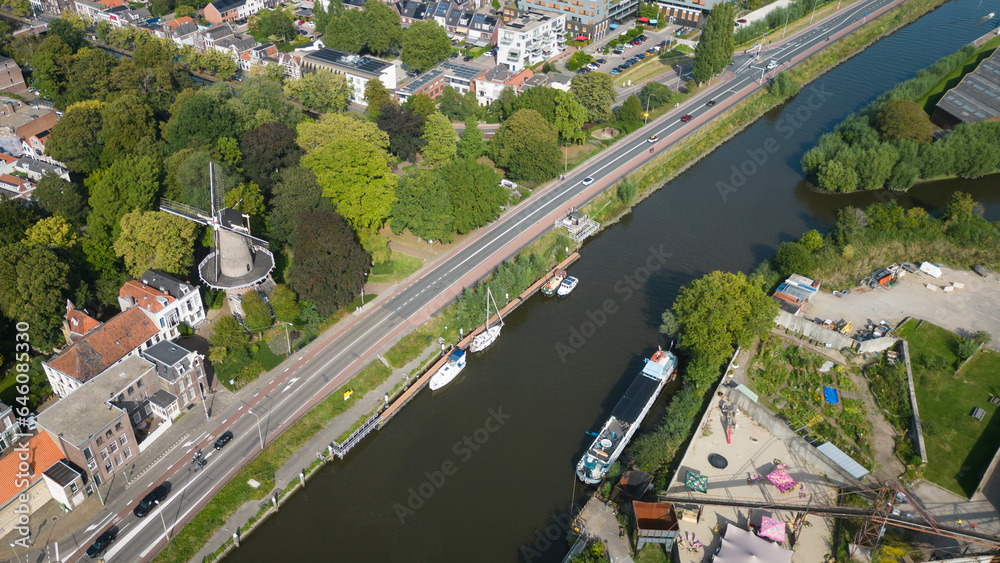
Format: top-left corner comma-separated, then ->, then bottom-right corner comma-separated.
247,408 -> 264,451
9,544 -> 22,563
154,500 -> 169,539
782,9 -> 791,38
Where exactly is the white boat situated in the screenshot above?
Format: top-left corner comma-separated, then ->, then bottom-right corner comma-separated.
557,276 -> 579,297
469,288 -> 504,353
429,349 -> 467,390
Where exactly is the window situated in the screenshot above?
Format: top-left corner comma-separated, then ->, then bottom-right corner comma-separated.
115,422 -> 122,431
114,454 -> 122,467
105,462 -> 112,474
123,447 -> 131,460
100,449 -> 109,461
127,386 -> 134,396
109,441 -> 117,453
137,379 -> 143,388
144,404 -> 152,415
96,437 -> 103,446
69,482 -> 77,493
84,447 -> 92,460
133,412 -> 141,423
87,459 -> 97,472
120,434 -> 127,446
106,430 -> 113,438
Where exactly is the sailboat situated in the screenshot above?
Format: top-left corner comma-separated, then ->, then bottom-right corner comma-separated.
469,288 -> 503,353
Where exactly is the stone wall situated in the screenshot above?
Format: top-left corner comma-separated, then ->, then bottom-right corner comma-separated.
775,310 -> 898,354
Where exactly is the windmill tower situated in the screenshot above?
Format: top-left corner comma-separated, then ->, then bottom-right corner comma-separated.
160,162 -> 275,292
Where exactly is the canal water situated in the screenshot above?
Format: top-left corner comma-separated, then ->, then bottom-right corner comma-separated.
228,2 -> 999,561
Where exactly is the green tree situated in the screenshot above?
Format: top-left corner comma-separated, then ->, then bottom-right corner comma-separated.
32,176 -> 88,225
0,200 -> 38,246
377,103 -> 426,161
817,159 -> 859,193
639,81 -> 673,109
284,70 -> 352,112
0,245 -> 76,351
404,93 -> 439,121
48,17 -> 86,52
63,48 -> 118,105
165,91 -> 242,150
100,93 -> 157,167
772,241 -> 814,278
249,9 -> 297,43
325,9 -> 366,53
175,4 -> 195,17
874,99 -> 935,145
458,117 -> 486,159
618,94 -> 643,125
241,122 -> 302,194
45,100 -> 106,175
364,78 -> 392,117
25,216 -> 79,249
113,210 -> 198,278
271,284 -> 301,323
565,51 -> 594,71
799,229 -> 823,252
669,270 -> 777,362
209,315 -> 250,364
438,157 -> 505,233
360,0 -> 402,55
241,290 -> 273,330
943,191 -> 977,222
439,87 -> 481,122
400,20 -> 451,72
289,209 -> 370,316
313,0 -> 331,31
301,138 -> 397,233
770,71 -> 800,98
391,168 -> 454,242
268,167 -> 327,245
554,92 -> 587,144
297,112 -> 390,153
86,155 -> 161,243
570,72 -> 616,122
616,178 -> 636,205
692,0 -> 734,83
421,112 -> 457,166
29,36 -> 73,102
224,182 -> 265,217
489,109 -> 561,182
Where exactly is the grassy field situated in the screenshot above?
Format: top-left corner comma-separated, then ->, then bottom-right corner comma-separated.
899,319 -> 1000,497
635,544 -> 669,563
367,254 -> 424,284
916,36 -> 1000,114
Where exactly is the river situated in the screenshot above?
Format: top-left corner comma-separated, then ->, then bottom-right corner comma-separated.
227,2 -> 1000,561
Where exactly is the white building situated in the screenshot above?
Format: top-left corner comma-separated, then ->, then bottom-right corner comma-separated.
301,49 -> 398,106
119,269 -> 207,330
496,10 -> 566,72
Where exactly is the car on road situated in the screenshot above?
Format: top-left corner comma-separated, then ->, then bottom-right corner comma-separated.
582,177 -> 595,186
766,59 -> 778,69
647,135 -> 659,143
134,484 -> 169,518
214,430 -> 234,449
680,114 -> 693,122
706,100 -> 716,107
86,527 -> 118,558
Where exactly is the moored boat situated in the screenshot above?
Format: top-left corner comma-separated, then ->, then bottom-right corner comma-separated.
469,288 -> 504,353
541,269 -> 567,296
428,349 -> 467,391
557,276 -> 579,297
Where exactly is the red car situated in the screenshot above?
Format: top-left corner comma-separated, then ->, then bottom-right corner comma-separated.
680,114 -> 693,122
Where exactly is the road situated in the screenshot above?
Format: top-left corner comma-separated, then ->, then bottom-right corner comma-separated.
59,0 -> 903,560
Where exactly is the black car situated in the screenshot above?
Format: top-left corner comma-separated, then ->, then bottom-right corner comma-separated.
134,484 -> 169,518
596,58 -> 607,64
214,430 -> 234,450
85,527 -> 118,558
463,55 -> 473,61
450,51 -> 459,58
706,100 -> 716,107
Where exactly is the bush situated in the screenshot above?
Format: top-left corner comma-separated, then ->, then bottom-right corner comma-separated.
957,337 -> 980,360
566,51 -> 594,71
616,178 -> 637,205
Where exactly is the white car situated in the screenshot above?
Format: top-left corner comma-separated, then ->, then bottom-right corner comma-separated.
582,177 -> 595,186
766,60 -> 778,70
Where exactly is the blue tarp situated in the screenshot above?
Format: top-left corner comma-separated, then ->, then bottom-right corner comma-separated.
609,23 -> 619,29
824,386 -> 839,404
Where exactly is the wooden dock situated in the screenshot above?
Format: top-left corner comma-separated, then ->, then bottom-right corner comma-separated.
379,252 -> 581,426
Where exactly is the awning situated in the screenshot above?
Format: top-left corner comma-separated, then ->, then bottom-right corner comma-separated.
735,384 -> 758,403
759,516 -> 786,542
609,23 -> 619,29
638,16 -> 649,21
574,35 -> 589,40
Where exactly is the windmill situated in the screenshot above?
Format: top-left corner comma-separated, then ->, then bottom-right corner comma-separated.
160,162 -> 274,291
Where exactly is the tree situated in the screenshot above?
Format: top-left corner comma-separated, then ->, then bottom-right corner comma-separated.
438,158 -> 505,233
360,0 -> 402,56
668,270 -> 777,362
692,0 -> 735,83
113,210 -> 198,278
297,112 -> 390,153
100,93 -> 157,167
0,245 -> 76,351
301,138 -> 397,233
439,87 -> 481,122
230,77 -> 301,130
489,109 -> 561,182
25,216 -> 79,249
943,191 -> 977,222
241,290 -> 273,330
289,209 -> 370,316
175,4 -> 195,17
640,81 -> 674,109
458,117 -> 486,159
404,94 -> 438,122
224,182 -> 265,217
63,48 -> 118,105
618,94 -> 643,125
32,176 -> 88,225
554,92 -> 587,145
268,167 -> 327,245
249,9 -> 297,43
209,315 -> 250,364
29,36 -> 72,102
271,284 -> 301,323
364,78 -> 392,117
799,229 -> 823,252
772,241 -> 814,278
571,72 -> 617,123
48,17 -> 86,52
817,159 -> 859,193
241,122 -> 303,194
325,9 -> 366,53
392,168 -> 454,242
0,200 -> 39,246
165,91 -> 242,150
284,70 -> 352,112
86,155 -> 161,243
45,100 -> 106,175
565,51 -> 594,71
874,99 -> 935,145
313,0 -> 331,32
771,71 -> 800,98
377,103 -> 426,161
401,20 -> 451,72
421,112 -> 457,166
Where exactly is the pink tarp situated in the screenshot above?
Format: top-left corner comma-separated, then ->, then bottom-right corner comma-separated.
759,516 -> 786,542
766,467 -> 797,493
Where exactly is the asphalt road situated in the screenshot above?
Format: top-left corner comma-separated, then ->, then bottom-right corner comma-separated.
64,1 -> 900,560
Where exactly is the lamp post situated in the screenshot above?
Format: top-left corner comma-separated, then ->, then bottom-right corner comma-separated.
247,408 -> 264,451
809,0 -> 818,24
154,500 -> 170,539
782,9 -> 791,37
9,544 -> 23,563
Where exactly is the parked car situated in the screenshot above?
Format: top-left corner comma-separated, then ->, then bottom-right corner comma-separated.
134,484 -> 169,518
450,51 -> 459,58
596,58 -> 607,64
85,527 -> 118,558
214,430 -> 234,450
636,53 -> 647,59
610,68 -> 621,75
464,55 -> 474,61
581,177 -> 595,186
680,114 -> 693,122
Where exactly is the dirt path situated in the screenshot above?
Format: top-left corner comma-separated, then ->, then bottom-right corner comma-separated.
841,369 -> 905,480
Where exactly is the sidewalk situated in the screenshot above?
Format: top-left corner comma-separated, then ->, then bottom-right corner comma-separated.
192,344 -> 441,561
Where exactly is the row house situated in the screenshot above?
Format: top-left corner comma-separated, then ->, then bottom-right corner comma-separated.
0,402 -> 20,455
204,0 -> 277,25
29,0 -> 75,15
75,0 -> 152,29
163,16 -> 201,46
0,57 -> 26,95
0,100 -> 56,159
476,64 -> 533,105
276,52 -> 302,80
238,42 -> 279,71
0,432 -> 85,538
394,1 -> 500,45
301,49 -> 398,106
396,61 -> 485,102
9,156 -> 71,182
119,269 -> 207,330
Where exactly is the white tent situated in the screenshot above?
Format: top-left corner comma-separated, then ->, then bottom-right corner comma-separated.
920,262 -> 942,279
713,525 -> 793,563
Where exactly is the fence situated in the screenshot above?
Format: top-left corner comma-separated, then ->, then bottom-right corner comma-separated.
900,340 -> 929,465
330,412 -> 381,459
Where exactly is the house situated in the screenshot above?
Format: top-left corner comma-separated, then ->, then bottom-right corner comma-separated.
42,307 -> 165,398
164,17 -> 201,45
476,64 -> 534,105
771,274 -> 820,316
12,157 -> 70,182
0,174 -> 33,200
301,49 -> 398,105
277,52 -> 302,80
0,433 -> 80,539
549,72 -> 572,92
0,103 -> 57,158
0,57 -> 27,94
495,10 -> 565,72
28,0 -> 76,15
62,300 -> 101,345
143,341 -> 208,420
21,129 -> 51,161
239,43 -> 279,71
398,61 -> 488,102
119,269 -> 207,330
0,402 -> 21,455
519,73 -> 550,92
196,23 -> 236,51
205,0 -> 277,25
932,48 -> 1000,129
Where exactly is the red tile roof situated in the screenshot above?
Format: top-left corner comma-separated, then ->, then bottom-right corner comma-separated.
120,280 -> 174,313
0,174 -> 29,191
65,301 -> 101,342
0,153 -> 16,165
47,308 -> 159,384
164,16 -> 195,30
0,433 -> 64,505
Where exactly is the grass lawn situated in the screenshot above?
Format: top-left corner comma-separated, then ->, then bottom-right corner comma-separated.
0,373 -> 18,406
368,254 -> 424,284
635,544 -> 668,563
916,36 -> 1000,114
900,319 -> 1000,497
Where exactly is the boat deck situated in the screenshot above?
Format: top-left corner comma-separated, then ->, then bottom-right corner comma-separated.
611,374 -> 661,425
589,416 -> 629,461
